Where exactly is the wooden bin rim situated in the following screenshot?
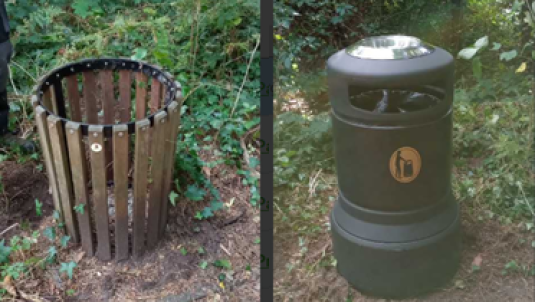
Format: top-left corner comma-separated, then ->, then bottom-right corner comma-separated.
32,58 -> 183,138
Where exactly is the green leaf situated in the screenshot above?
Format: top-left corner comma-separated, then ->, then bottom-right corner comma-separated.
52,211 -> 61,221
199,261 -> 208,269
202,207 -> 214,218
194,211 -> 203,220
143,8 -> 157,15
197,247 -> 205,254
180,247 -> 187,256
47,246 -> 57,260
254,238 -> 260,244
474,36 -> 489,49
131,48 -> 148,61
249,157 -> 260,169
232,17 -> 242,26
43,227 -> 56,241
491,42 -> 501,51
72,0 -> 99,18
60,261 -> 77,280
10,236 -> 20,250
213,259 -> 232,269
185,185 -> 206,201
169,191 -> 179,207
74,204 -> 85,215
210,201 -> 224,211
472,57 -> 482,79
458,47 -> 478,60
0,240 -> 12,264
35,199 -> 42,217
500,50 -> 518,62
60,236 -> 70,248
21,237 -> 33,250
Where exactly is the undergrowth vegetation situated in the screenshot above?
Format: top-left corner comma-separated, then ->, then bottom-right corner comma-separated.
0,0 -> 259,296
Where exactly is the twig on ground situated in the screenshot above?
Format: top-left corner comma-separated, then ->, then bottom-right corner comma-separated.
10,60 -> 37,82
220,243 -> 231,256
8,65 -> 18,95
229,36 -> 261,119
307,169 -> 322,200
0,276 -> 50,302
0,223 -> 19,238
306,241 -> 331,262
222,208 -> 246,226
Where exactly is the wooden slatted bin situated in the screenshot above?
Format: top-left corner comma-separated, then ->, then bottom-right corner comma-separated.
31,58 -> 183,261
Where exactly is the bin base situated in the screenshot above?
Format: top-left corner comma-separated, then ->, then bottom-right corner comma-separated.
330,199 -> 461,299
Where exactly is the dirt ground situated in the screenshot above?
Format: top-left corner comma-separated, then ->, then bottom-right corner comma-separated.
0,158 -> 260,302
274,200 -> 534,302
0,161 -> 55,234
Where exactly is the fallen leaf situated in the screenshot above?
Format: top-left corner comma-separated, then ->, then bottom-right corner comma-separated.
74,251 -> 86,263
472,253 -> 483,267
516,62 -> 527,73
454,279 -> 465,289
1,275 -> 18,297
225,197 -> 235,208
202,166 -> 211,178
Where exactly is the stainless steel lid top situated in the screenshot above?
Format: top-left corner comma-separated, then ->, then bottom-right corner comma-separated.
346,35 -> 435,60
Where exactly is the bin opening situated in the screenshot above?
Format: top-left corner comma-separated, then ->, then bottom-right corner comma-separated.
349,89 -> 441,113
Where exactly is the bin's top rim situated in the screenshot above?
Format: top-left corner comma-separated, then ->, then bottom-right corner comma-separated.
346,36 -> 435,60
32,58 -> 183,138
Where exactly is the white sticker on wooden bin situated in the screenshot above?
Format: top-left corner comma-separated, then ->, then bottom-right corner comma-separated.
91,143 -> 103,152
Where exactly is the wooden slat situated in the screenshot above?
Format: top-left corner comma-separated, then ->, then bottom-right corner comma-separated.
65,122 -> 94,256
159,101 -> 181,236
43,89 -> 54,114
52,81 -> 67,119
119,70 -> 132,123
66,75 -> 82,122
47,116 -> 79,243
100,70 -> 115,179
161,84 -> 167,109
113,124 -> 130,261
149,79 -> 161,114
88,126 -> 111,261
101,70 -> 115,124
135,73 -> 148,120
33,106 -> 63,223
83,72 -> 99,124
49,87 -> 59,115
133,119 -> 150,257
146,112 -> 168,247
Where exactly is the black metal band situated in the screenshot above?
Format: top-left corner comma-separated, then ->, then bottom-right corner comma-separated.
36,58 -> 181,138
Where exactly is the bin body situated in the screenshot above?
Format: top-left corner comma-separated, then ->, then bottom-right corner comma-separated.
33,58 -> 183,261
328,36 -> 461,298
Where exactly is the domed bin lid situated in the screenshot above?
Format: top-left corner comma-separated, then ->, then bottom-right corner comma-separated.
346,36 -> 435,60
327,35 -> 454,125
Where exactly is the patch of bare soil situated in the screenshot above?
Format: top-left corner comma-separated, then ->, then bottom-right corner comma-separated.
0,161 -> 54,237
274,205 -> 534,302
1,156 -> 260,301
